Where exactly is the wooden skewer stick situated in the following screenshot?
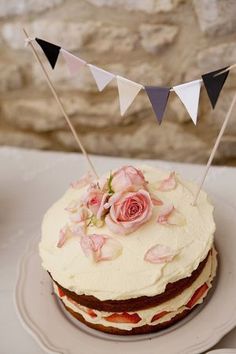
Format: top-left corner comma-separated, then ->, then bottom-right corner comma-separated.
23,28 -> 99,179
193,91 -> 236,205
214,63 -> 236,77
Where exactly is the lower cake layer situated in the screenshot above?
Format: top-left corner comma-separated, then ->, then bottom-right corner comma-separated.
51,248 -> 211,312
53,247 -> 217,333
62,304 -> 193,335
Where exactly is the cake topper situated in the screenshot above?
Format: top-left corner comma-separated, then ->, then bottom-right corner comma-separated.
23,29 -> 236,205
24,34 -> 235,124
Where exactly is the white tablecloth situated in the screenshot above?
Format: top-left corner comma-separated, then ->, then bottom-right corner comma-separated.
1,146 -> 236,354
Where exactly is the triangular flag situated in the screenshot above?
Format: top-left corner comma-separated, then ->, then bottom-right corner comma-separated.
35,38 -> 61,69
202,67 -> 229,109
88,64 -> 115,91
116,76 -> 143,116
145,86 -> 170,124
61,48 -> 86,76
173,80 -> 201,125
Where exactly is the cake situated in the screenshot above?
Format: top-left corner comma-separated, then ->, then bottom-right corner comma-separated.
39,165 -> 217,335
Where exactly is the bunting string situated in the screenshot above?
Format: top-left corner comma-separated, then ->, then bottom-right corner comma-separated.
24,33 -> 236,204
214,63 -> 236,77
23,29 -> 99,179
30,36 -> 235,126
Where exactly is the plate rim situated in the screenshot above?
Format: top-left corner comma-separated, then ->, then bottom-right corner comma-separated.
14,197 -> 236,354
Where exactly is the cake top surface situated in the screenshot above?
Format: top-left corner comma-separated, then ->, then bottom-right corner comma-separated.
39,165 -> 215,301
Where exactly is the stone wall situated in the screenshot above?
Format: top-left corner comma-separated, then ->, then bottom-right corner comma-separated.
0,0 -> 236,165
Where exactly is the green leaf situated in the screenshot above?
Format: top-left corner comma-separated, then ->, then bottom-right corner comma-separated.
88,215 -> 104,228
108,172 -> 114,195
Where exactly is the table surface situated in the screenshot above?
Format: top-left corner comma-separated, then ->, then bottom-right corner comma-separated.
1,146 -> 236,354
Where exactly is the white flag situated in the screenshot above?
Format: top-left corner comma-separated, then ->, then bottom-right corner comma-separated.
116,76 -> 143,116
173,80 -> 201,125
61,49 -> 86,76
88,64 -> 115,91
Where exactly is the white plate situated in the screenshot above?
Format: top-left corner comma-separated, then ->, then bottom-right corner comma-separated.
14,196 -> 236,354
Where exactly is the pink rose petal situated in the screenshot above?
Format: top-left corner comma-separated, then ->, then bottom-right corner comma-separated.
144,244 -> 177,264
98,175 -> 109,191
65,200 -> 80,213
57,223 -> 86,248
167,209 -> 186,226
151,196 -> 163,206
70,171 -> 95,189
156,204 -> 186,226
70,223 -> 86,237
80,234 -> 122,262
57,226 -> 71,248
104,191 -> 123,209
80,234 -> 105,259
105,214 -> 126,234
69,207 -> 89,223
157,172 -> 177,191
82,185 -> 108,219
157,204 -> 174,225
97,192 -> 109,220
97,237 -> 122,261
111,166 -> 147,193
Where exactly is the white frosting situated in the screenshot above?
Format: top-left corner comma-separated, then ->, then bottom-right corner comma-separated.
54,248 -> 217,331
39,165 -> 215,301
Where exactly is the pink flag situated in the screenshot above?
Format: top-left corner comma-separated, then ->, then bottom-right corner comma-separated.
61,48 -> 86,76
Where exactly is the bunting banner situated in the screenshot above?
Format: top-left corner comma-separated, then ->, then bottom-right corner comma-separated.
202,67 -> 229,109
173,80 -> 201,125
145,87 -> 170,124
116,76 -> 143,116
35,38 -> 61,69
88,64 -> 115,91
33,36 -> 234,126
61,48 -> 86,76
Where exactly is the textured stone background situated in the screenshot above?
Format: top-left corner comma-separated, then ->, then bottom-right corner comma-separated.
0,0 -> 236,165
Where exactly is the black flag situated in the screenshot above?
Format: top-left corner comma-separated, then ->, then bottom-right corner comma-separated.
35,38 -> 61,69
145,86 -> 170,124
202,67 -> 229,109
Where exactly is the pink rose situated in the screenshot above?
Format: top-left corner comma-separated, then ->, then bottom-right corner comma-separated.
111,166 -> 147,193
105,189 -> 153,235
83,185 -> 108,219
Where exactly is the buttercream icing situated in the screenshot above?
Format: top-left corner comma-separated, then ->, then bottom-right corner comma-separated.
39,165 -> 215,301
